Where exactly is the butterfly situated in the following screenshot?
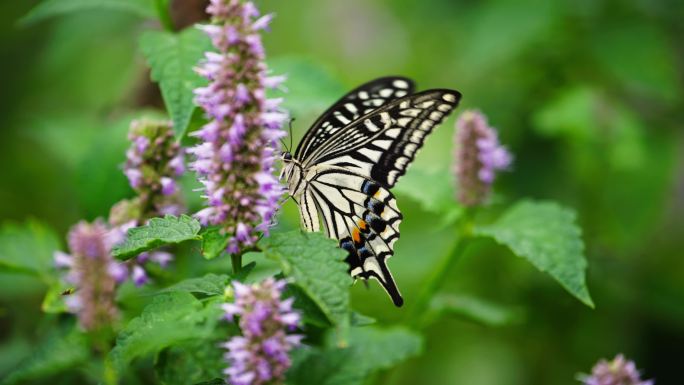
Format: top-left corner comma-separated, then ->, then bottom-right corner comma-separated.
280,77 -> 461,306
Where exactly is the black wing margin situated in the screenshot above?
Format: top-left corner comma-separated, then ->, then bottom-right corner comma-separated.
294,76 -> 416,162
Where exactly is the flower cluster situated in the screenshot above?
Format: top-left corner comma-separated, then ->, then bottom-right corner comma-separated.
580,354 -> 654,385
121,118 -> 185,219
222,278 -> 302,385
190,0 -> 287,254
453,110 -> 512,206
54,220 -> 120,331
109,119 -> 185,286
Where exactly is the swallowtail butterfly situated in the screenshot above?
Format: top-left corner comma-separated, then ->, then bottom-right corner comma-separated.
280,77 -> 461,306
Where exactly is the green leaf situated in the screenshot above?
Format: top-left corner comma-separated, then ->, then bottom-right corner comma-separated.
2,326 -> 89,385
0,220 -> 60,280
345,327 -> 423,373
429,293 -> 522,327
106,292 -> 222,380
139,28 -> 212,138
193,380 -> 225,385
475,200 -> 594,307
20,0 -> 156,26
112,215 -> 201,260
287,327 -> 422,385
394,167 -> 462,225
350,312 -> 376,327
261,231 -> 352,327
158,273 -> 229,296
199,227 -> 229,260
283,283 -> 331,328
155,341 -> 225,385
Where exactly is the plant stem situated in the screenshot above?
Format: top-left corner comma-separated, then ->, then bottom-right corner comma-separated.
231,253 -> 242,275
154,0 -> 174,31
408,212 -> 474,328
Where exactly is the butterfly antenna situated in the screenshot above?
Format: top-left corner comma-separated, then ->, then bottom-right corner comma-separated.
288,117 -> 296,151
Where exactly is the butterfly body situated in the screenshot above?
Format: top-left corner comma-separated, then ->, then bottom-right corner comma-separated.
280,77 -> 461,307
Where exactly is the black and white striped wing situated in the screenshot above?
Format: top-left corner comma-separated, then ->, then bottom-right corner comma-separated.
304,168 -> 405,306
305,89 -> 461,187
294,77 -> 415,161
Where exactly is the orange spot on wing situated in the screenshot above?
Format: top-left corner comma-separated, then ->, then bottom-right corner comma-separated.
374,190 -> 381,198
358,220 -> 367,231
352,228 -> 361,243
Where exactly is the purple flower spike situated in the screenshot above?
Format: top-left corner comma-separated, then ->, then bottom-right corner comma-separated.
191,0 -> 287,255
453,110 -> 512,206
580,354 -> 654,385
110,119 -> 184,286
54,220 -> 119,331
222,278 -> 302,385
120,119 -> 186,220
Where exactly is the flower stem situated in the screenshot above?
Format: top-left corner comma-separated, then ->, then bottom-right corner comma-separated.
408,211 -> 474,328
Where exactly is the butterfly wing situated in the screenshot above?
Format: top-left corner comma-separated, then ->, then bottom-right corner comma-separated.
294,77 -> 415,161
303,89 -> 461,187
304,167 -> 404,306
292,82 -> 461,306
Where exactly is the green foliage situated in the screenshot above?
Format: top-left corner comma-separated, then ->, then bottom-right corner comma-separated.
394,167 -> 462,224
106,292 -> 222,380
139,28 -> 212,138
199,227 -> 229,260
429,293 -> 522,327
288,327 -> 422,385
2,326 -> 89,385
155,341 -> 225,385
112,215 -> 201,260
268,56 -> 345,119
475,200 -> 594,307
261,231 -> 352,327
158,273 -> 230,296
19,0 -> 156,26
0,220 -> 60,281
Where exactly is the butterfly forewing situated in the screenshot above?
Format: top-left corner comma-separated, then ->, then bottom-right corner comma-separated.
294,77 -> 416,162
307,89 -> 461,187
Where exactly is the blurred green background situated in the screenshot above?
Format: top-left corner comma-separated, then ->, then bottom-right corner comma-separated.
1,0 -> 683,384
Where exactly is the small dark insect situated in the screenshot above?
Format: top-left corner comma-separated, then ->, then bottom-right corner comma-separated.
61,288 -> 75,296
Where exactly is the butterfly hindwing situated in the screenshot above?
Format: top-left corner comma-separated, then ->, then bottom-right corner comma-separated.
306,168 -> 404,306
294,77 -> 416,162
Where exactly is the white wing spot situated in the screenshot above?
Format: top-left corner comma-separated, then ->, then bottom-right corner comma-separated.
344,103 -> 358,114
379,88 -> 393,97
430,111 -> 443,121
364,118 -> 380,132
395,90 -> 408,97
393,80 -> 409,89
400,108 -> 421,117
437,104 -> 452,112
334,111 -> 351,124
379,112 -> 393,128
374,139 -> 393,150
359,147 -> 382,162
442,93 -> 456,102
358,91 -> 369,99
385,128 -> 401,138
397,117 -> 412,127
